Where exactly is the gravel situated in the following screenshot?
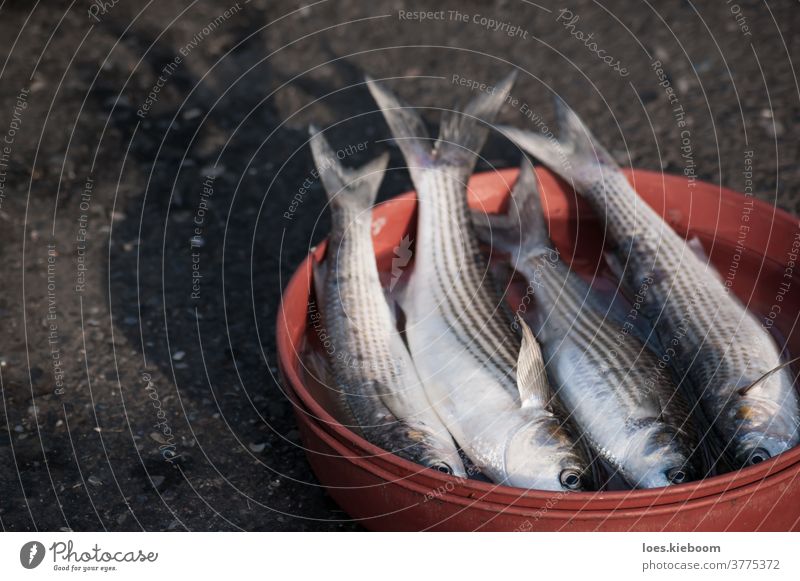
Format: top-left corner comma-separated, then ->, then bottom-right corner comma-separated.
0,0 -> 797,531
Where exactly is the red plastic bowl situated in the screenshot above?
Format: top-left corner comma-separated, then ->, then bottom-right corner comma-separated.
276,167 -> 800,531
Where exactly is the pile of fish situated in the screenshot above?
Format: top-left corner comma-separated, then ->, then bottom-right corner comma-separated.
304,72 -> 800,491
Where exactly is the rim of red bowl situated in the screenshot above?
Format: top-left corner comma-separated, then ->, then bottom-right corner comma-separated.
275,167 -> 800,510
292,387 -> 800,527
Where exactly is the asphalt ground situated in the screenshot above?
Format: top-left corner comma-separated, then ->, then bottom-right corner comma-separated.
0,0 -> 798,531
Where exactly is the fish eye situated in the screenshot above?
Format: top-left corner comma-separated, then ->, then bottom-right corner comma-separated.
666,467 -> 687,484
559,469 -> 582,490
432,462 -> 453,475
748,448 -> 770,465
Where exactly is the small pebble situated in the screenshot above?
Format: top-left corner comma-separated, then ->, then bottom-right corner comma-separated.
151,432 -> 168,445
200,165 -> 225,178
182,108 -> 203,120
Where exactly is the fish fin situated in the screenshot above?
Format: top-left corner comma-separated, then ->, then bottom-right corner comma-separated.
364,75 -> 433,169
303,343 -> 330,384
435,71 -> 517,179
388,273 -> 413,318
651,392 -> 665,422
470,206 -> 518,254
603,249 -> 625,283
686,236 -> 709,263
515,317 -> 550,408
738,355 -> 800,396
302,346 -> 364,436
507,157 -> 554,260
388,233 -> 414,292
309,125 -> 389,210
381,286 -> 400,326
675,376 -> 733,476
686,235 -> 731,286
471,158 -> 555,268
603,242 -> 669,302
367,72 -> 516,182
697,423 -> 733,476
310,255 -> 327,314
498,97 -> 619,191
581,277 -> 664,354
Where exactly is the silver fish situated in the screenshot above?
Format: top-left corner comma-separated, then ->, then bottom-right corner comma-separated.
366,74 -> 588,491
474,159 -> 700,487
500,102 -> 800,468
308,127 -> 465,476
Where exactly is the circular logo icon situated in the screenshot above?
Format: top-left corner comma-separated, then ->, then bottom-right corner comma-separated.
20,541 -> 46,569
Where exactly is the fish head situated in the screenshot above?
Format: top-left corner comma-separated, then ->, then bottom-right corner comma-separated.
401,424 -> 467,478
621,419 -> 694,488
504,412 -> 589,491
723,392 -> 800,468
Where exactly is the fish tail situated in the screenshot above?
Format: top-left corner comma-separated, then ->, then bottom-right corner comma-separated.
308,125 -> 389,211
498,97 -> 620,191
509,158 -> 553,257
471,158 -> 553,261
366,72 -> 517,183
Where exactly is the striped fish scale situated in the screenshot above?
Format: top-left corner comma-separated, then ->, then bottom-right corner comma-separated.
403,166 -> 587,488
583,170 -> 799,465
500,105 -> 800,468
309,128 -> 465,475
323,215 -> 433,461
421,168 -> 520,388
324,205 -> 399,429
469,158 -> 701,486
523,251 -> 700,486
366,73 -> 589,489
